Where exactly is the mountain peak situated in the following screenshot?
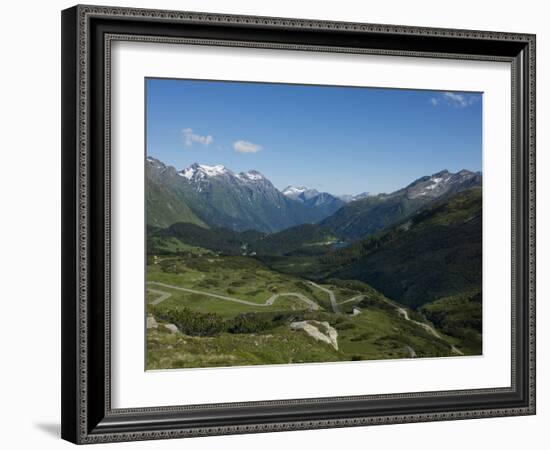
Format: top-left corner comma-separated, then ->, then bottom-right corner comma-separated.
237,170 -> 265,182
283,186 -> 308,195
405,169 -> 481,199
337,192 -> 371,203
146,156 -> 166,169
282,186 -> 320,202
432,169 -> 450,177
180,163 -> 230,180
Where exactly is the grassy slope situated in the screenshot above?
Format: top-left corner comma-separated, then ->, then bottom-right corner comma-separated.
253,223 -> 338,256
319,193 -> 427,241
327,188 -> 482,308
153,222 -> 339,257
272,188 -> 482,309
147,254 -> 333,311
145,188 -> 483,369
420,291 -> 482,354
146,252 -> 463,370
146,180 -> 207,229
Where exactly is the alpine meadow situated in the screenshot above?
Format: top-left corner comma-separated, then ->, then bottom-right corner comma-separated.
145,78 -> 483,370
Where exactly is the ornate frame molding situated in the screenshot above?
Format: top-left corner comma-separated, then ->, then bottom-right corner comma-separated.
61,5 -> 536,444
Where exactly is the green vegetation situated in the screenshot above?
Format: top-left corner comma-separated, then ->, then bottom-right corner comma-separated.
326,188 -> 481,308
145,180 -> 483,369
420,291 -> 482,354
147,326 -> 342,369
146,249 -> 465,369
153,305 -> 225,336
276,188 -> 482,309
253,224 -> 338,256
146,158 -> 338,233
319,192 -> 428,240
150,221 -> 340,258
146,173 -> 207,229
154,222 -> 264,256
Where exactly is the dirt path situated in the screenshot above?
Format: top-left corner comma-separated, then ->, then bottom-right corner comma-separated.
148,288 -> 172,305
380,298 -> 465,356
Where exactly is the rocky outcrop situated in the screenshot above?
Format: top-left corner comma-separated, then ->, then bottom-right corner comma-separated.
147,315 -> 158,329
163,323 -> 179,334
290,320 -> 338,350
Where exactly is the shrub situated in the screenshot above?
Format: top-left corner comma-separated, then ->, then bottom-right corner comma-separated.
152,306 -> 224,336
226,314 -> 273,334
334,321 -> 356,331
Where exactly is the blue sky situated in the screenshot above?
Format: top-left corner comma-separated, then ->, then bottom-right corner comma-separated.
146,78 -> 482,195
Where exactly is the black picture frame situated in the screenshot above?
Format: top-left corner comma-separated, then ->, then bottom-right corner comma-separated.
61,4 -> 536,444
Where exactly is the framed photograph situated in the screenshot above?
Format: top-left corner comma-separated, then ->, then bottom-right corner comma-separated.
61,5 -> 536,444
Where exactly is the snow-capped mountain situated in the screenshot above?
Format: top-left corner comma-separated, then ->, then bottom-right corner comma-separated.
282,186 -> 321,202
337,192 -> 371,203
180,163 -> 267,184
146,158 -> 344,233
147,157 -> 480,240
178,163 -> 272,195
283,186 -> 369,206
401,169 -> 482,200
320,169 -> 481,241
283,186 -> 345,218
180,163 -> 229,180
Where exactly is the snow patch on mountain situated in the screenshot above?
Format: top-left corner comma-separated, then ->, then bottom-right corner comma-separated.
283,186 -> 307,195
406,169 -> 481,199
146,156 -> 167,170
179,163 -> 230,180
237,170 -> 265,182
338,192 -> 371,203
425,177 -> 443,190
282,186 -> 320,202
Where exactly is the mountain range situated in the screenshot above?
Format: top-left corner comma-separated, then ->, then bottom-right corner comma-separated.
147,158 -> 343,233
317,187 -> 482,308
146,156 -> 483,357
148,186 -> 482,309
147,157 -> 481,242
319,169 -> 482,240
281,186 -> 345,220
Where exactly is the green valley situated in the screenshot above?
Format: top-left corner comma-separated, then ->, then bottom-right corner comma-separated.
146,249 -> 466,370
145,157 -> 483,369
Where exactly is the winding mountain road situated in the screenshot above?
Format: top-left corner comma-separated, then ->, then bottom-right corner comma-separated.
380,298 -> 464,356
147,280 -> 463,356
307,281 -> 340,313
147,281 -> 319,310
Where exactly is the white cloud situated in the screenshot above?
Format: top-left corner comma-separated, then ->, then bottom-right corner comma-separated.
443,92 -> 469,107
233,140 -> 262,154
430,92 -> 480,108
182,128 -> 213,147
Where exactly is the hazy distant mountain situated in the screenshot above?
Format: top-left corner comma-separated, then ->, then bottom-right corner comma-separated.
319,169 -> 481,241
282,185 -> 368,206
282,186 -> 320,202
146,158 -> 341,232
337,192 -> 371,203
282,186 -> 345,218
